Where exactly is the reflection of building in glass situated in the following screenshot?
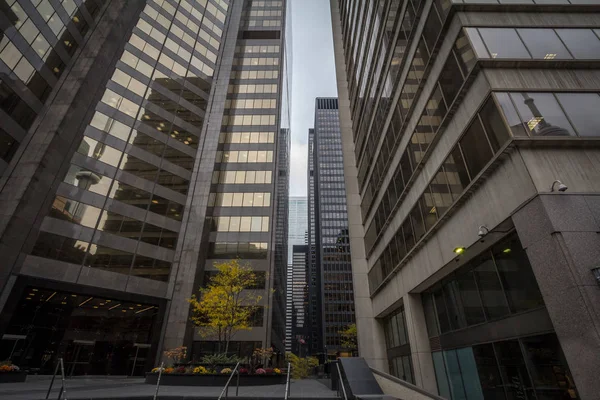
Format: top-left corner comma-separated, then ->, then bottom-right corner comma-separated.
0,0 -> 290,374
331,0 -> 599,398
308,98 -> 355,359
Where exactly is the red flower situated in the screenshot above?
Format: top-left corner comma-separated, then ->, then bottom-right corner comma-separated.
176,366 -> 186,373
239,368 -> 249,374
265,368 -> 274,374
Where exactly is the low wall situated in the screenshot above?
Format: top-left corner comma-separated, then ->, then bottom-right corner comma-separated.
371,368 -> 446,400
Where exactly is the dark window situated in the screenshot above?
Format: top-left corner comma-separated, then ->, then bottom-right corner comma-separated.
444,148 -> 470,200
479,97 -> 510,152
438,54 -> 464,106
31,231 -> 89,265
422,8 -> 441,50
430,167 -> 453,217
454,30 -> 477,75
510,92 -> 576,137
555,93 -> 600,137
409,203 -> 425,241
87,244 -> 134,276
494,340 -> 535,399
472,343 -> 505,399
434,290 -> 452,333
555,29 -> 600,59
455,270 -> 486,326
473,256 -> 510,320
492,234 -> 544,313
459,118 -> 493,178
0,128 -> 18,162
478,28 -> 531,59
521,334 -> 577,397
494,93 -> 527,136
517,29 -> 572,59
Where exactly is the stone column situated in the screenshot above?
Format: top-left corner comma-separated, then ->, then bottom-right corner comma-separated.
404,294 -> 438,394
512,194 -> 600,400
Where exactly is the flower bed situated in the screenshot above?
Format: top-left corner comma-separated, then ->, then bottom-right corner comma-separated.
144,372 -> 285,386
0,363 -> 26,383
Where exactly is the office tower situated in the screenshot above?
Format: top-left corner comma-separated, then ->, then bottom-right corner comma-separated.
330,0 -> 600,398
287,196 -> 308,263
288,244 -> 309,355
272,128 -> 290,356
308,98 -> 355,359
285,196 -> 307,352
0,0 -> 290,375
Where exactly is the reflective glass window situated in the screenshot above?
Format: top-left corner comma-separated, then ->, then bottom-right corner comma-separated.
510,92 -> 576,137
473,255 -> 510,320
459,118 -> 493,178
556,29 -> 600,59
478,28 -> 531,59
517,29 -> 572,59
555,93 -> 600,137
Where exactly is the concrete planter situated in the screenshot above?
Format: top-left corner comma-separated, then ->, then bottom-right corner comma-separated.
0,371 -> 27,383
145,373 -> 284,386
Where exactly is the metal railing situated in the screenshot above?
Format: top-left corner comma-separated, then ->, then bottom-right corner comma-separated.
284,362 -> 291,400
336,362 -> 348,400
152,362 -> 165,400
218,361 -> 241,400
45,358 -> 67,400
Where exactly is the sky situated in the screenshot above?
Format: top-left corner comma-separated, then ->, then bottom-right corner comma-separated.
289,0 -> 338,197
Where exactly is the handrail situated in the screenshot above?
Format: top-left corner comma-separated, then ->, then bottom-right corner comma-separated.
369,367 -> 445,400
218,361 -> 241,400
284,362 -> 291,400
46,358 -> 67,400
336,362 -> 348,400
153,362 -> 164,400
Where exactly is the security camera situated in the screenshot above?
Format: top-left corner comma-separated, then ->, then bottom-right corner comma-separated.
551,180 -> 568,192
478,225 -> 489,238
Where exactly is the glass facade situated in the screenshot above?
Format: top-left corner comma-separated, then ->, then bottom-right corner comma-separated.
29,0 -> 227,283
309,98 -> 356,357
432,334 -> 577,400
383,305 -> 414,384
0,0 -> 105,174
0,0 -> 290,373
0,286 -> 160,375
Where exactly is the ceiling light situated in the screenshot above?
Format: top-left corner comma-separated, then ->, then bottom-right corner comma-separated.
53,67 -> 60,73
78,297 -> 93,307
503,248 -> 511,254
453,247 -> 466,255
109,303 -> 121,310
544,53 -> 556,60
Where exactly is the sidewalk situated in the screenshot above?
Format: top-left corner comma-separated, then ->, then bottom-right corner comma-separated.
0,375 -> 338,399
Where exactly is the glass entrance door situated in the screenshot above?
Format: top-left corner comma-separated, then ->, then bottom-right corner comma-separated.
65,340 -> 95,376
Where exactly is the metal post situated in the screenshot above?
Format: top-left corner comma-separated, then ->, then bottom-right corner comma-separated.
284,362 -> 291,400
131,346 -> 140,376
59,358 -> 67,400
45,358 -> 61,399
235,368 -> 240,397
153,362 -> 164,400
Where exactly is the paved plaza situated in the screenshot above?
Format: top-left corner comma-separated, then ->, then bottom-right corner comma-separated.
0,375 -> 338,400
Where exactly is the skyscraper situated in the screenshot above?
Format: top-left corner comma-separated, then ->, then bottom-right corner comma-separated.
285,196 -> 307,352
287,196 -> 308,263
308,98 -> 355,359
330,0 -> 600,398
288,244 -> 309,355
0,0 -> 290,375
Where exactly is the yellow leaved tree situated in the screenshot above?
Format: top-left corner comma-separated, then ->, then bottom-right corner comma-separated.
188,259 -> 262,354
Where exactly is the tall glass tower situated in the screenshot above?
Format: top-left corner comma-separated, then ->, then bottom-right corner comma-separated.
0,0 -> 290,374
308,98 -> 355,359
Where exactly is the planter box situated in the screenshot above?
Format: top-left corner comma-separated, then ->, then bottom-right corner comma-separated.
0,371 -> 27,383
145,373 -> 284,386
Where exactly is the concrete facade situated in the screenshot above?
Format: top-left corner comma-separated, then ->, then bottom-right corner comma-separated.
331,0 -> 600,399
